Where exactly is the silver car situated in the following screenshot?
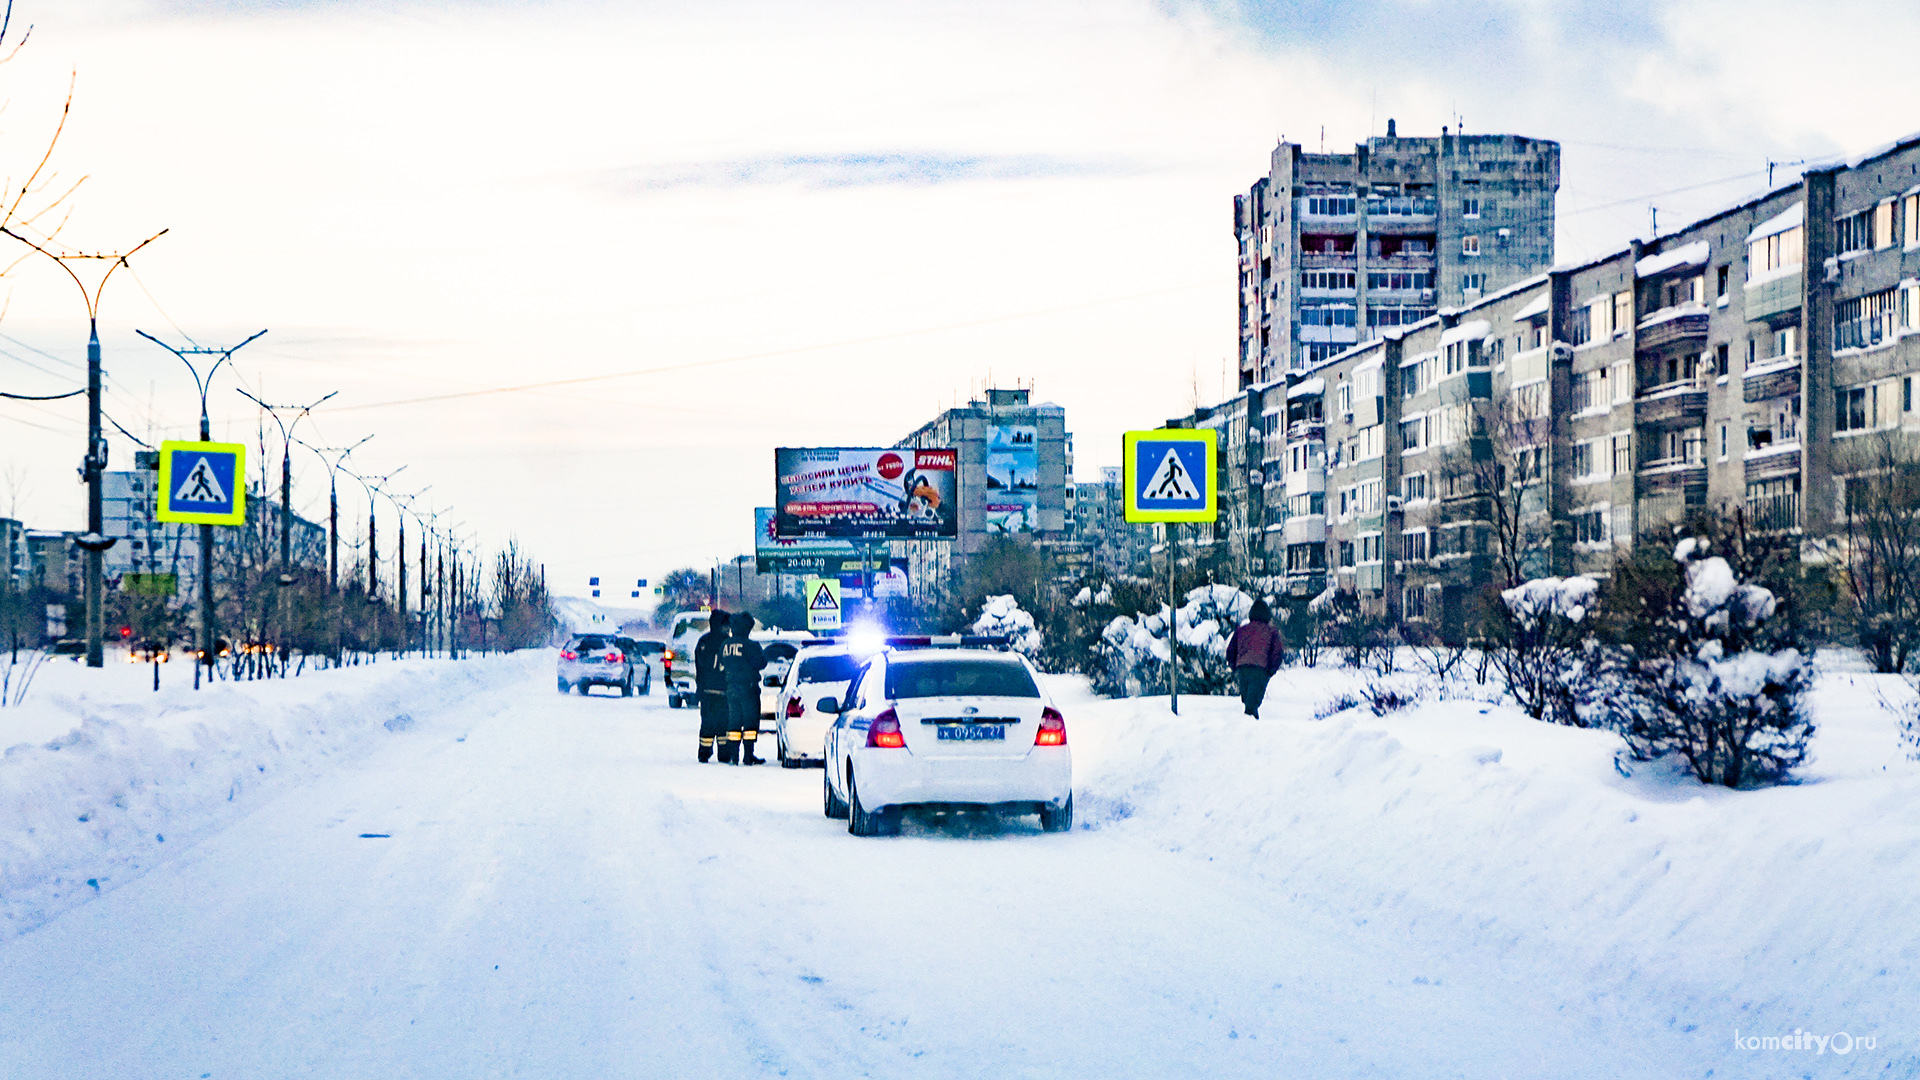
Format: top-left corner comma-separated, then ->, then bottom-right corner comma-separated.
556,633 -> 646,697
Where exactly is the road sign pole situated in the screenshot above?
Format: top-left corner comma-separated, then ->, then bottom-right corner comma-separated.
84,319 -> 106,668
1169,523 -> 1179,716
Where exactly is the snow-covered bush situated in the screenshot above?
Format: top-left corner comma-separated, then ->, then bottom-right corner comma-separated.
971,595 -> 1043,659
1601,537 -> 1814,787
1486,575 -> 1599,726
1088,585 -> 1258,697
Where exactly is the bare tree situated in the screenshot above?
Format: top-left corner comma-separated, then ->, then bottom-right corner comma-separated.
1835,431 -> 1920,674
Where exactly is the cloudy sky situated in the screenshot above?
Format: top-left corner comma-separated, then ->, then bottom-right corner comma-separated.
0,0 -> 1913,599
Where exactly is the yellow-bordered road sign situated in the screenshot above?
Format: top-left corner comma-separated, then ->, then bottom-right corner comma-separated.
1123,429 -> 1217,523
156,440 -> 247,526
804,577 -> 843,631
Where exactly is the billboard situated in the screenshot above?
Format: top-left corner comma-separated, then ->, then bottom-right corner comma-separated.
984,424 -> 1037,534
775,447 -> 958,539
754,508 -> 888,574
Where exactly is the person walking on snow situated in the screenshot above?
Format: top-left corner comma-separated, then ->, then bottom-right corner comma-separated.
1226,599 -> 1285,717
722,612 -> 768,765
695,610 -> 731,762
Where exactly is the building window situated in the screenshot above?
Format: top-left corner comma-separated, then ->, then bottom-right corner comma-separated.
1401,530 -> 1429,562
1401,585 -> 1428,621
1836,209 -> 1874,255
1612,433 -> 1632,475
1368,270 -> 1435,291
1876,201 -> 1896,250
1747,222 -> 1803,279
1717,265 -> 1729,297
1569,441 -> 1592,478
1402,472 -> 1427,501
1339,540 -> 1356,568
1462,273 -> 1486,293
1836,384 -> 1883,433
1568,305 -> 1592,346
1572,507 -> 1610,545
1462,235 -> 1481,257
1613,291 -> 1633,335
1306,195 -> 1357,217
1462,197 -> 1481,218
1399,416 -> 1425,452
1358,533 -> 1383,564
1301,270 -> 1357,291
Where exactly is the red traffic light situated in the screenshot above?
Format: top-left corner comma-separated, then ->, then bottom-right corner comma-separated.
119,626 -> 133,638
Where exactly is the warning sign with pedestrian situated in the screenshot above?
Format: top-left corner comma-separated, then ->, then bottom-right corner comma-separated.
804,577 -> 843,631
1123,429 -> 1216,523
156,440 -> 247,526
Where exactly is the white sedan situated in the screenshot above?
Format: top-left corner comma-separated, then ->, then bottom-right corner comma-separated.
818,649 -> 1071,837
773,645 -> 860,768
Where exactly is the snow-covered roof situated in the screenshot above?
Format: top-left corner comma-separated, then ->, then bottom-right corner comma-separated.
1638,302 -> 1710,330
1288,376 -> 1325,398
1746,202 -> 1803,243
1438,319 -> 1491,347
1510,294 -> 1550,322
1636,241 -> 1710,278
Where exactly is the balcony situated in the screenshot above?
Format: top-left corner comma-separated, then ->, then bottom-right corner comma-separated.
1635,382 -> 1709,427
1743,357 -> 1801,403
1744,270 -> 1802,322
1286,418 -> 1326,442
1638,458 -> 1708,502
1636,305 -> 1710,352
1744,442 -> 1801,483
1284,514 -> 1327,545
1746,491 -> 1800,533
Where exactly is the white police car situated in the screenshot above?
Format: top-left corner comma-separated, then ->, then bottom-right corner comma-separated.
818,648 -> 1071,836
774,645 -> 860,768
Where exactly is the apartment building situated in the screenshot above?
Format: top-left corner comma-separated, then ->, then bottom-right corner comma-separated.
1234,124 -> 1561,388
895,388 -> 1071,597
1263,131 -> 1920,632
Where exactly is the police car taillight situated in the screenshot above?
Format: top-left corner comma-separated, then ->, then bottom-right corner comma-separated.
560,650 -> 577,661
866,708 -> 904,749
1035,707 -> 1066,746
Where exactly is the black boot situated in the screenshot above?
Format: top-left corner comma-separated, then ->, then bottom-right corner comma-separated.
741,736 -> 763,766
698,738 -> 713,763
718,737 -> 738,765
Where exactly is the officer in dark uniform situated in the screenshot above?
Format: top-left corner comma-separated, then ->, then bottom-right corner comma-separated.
694,610 -> 731,763
722,612 -> 767,766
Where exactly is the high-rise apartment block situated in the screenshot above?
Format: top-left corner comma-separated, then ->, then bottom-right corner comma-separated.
1235,125 -> 1561,386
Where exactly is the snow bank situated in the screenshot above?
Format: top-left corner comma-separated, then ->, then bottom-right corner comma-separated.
0,651 -> 547,941
1061,667 -> 1918,1070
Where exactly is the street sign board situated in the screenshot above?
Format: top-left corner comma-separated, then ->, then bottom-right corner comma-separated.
1123,429 -> 1216,523
156,440 -> 246,526
774,448 -> 958,539
804,577 -> 843,631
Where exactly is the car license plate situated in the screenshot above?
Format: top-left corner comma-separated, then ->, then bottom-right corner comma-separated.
937,724 -> 1005,741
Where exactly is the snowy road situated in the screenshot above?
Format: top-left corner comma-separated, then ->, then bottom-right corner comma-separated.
0,669 -> 1731,1078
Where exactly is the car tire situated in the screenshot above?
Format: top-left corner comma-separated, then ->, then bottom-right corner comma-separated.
620,675 -> 633,698
1040,794 -> 1074,833
668,693 -> 682,709
823,766 -> 850,820
557,678 -> 569,694
577,680 -> 590,696
847,771 -> 897,837
640,671 -> 651,695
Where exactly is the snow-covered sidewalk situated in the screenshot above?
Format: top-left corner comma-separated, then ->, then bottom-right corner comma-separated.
0,651 -> 547,941
1062,664 -> 1917,1071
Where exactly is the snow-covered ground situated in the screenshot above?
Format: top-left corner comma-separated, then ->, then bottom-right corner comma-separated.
0,651 -> 1911,1077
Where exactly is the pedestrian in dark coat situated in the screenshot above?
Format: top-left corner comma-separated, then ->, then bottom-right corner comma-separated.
722,612 -> 768,765
1225,599 -> 1284,717
694,610 -> 731,762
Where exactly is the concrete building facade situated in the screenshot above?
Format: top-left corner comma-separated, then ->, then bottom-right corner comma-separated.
1235,126 -> 1561,388
1257,132 -> 1920,630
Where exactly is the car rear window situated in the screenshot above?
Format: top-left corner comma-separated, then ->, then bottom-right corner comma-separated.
571,636 -> 612,651
886,658 -> 1039,699
634,641 -> 664,653
796,654 -> 859,683
764,642 -> 799,662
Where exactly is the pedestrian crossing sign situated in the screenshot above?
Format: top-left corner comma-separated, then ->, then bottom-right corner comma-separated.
804,577 -> 842,631
156,440 -> 247,526
1123,429 -> 1216,523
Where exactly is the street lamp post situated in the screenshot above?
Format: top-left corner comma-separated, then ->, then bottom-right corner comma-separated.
294,435 -> 372,593
0,231 -> 169,667
136,329 -> 266,688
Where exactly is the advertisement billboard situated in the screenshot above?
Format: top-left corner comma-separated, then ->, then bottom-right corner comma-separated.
753,508 -> 888,574
984,424 -> 1037,534
775,447 -> 958,539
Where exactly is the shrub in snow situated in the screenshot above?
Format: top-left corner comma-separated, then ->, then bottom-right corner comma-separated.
1600,537 -> 1815,787
1087,584 -> 1258,697
970,595 -> 1043,659
1485,576 -> 1599,726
